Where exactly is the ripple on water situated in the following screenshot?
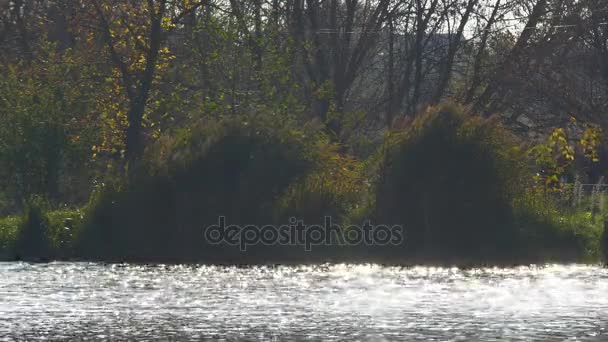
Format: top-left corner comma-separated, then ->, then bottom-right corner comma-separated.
0,262 -> 607,341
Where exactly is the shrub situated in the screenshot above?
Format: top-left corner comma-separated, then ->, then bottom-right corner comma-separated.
275,140 -> 364,224
76,117 -> 354,262
0,215 -> 21,259
0,53 -> 97,213
45,208 -> 84,256
512,191 -> 604,262
14,197 -> 51,260
373,103 -> 528,258
0,198 -> 83,260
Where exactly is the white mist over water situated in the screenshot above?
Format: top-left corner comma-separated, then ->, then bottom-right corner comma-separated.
0,263 -> 607,341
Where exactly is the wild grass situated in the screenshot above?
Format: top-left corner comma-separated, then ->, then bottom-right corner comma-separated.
512,191 -> 605,262
0,198 -> 83,261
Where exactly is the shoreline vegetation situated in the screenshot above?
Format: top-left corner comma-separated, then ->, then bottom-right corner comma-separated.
1,104 -> 607,266
2,0 -> 608,267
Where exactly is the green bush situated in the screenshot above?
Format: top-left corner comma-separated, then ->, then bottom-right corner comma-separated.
0,54 -> 97,214
45,208 -> 84,255
14,197 -> 51,260
512,192 -> 604,262
275,140 -> 364,224
76,117 -> 355,261
373,103 -> 529,258
371,103 -> 606,263
0,200 -> 83,260
0,215 -> 21,259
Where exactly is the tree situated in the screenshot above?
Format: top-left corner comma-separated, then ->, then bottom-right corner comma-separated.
290,0 -> 393,136
473,0 -> 548,115
86,0 -> 205,164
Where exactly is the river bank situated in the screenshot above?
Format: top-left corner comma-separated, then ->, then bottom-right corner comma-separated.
2,105 -> 607,266
0,208 -> 605,266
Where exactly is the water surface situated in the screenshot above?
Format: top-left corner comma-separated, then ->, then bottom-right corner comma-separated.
1,263 -> 607,341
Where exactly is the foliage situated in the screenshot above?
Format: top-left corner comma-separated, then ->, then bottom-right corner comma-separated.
81,0 -> 178,161
276,140 -> 364,224
529,125 -> 603,192
580,125 -> 602,163
173,5 -> 306,123
14,197 -> 51,260
528,128 -> 576,190
373,103 -> 530,258
45,208 -> 85,253
76,115 -> 348,261
512,191 -> 604,261
0,205 -> 84,261
0,216 -> 21,258
0,45 -> 97,213
371,104 -> 604,262
0,0 -> 606,265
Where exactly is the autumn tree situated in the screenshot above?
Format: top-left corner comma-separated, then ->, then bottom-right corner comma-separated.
84,0 -> 205,165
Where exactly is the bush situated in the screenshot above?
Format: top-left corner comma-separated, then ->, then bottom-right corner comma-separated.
0,215 -> 20,259
0,54 -> 97,213
373,103 -> 529,259
0,197 -> 83,260
14,197 -> 51,260
76,117 -> 355,262
275,140 -> 364,224
45,208 -> 84,255
512,191 -> 604,262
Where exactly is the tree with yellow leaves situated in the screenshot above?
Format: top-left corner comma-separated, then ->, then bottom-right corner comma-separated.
84,0 -> 206,166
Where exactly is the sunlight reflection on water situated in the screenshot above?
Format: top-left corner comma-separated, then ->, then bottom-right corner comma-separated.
0,263 -> 607,341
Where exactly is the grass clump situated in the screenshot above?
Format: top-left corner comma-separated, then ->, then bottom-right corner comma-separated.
371,103 -> 605,263
15,198 -> 49,259
76,117 -> 354,262
14,197 -> 51,260
373,103 -> 531,260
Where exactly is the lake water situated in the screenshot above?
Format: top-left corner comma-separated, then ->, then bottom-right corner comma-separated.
0,262 -> 607,341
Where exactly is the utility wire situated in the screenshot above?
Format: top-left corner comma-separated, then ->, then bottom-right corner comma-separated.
303,22 -> 608,34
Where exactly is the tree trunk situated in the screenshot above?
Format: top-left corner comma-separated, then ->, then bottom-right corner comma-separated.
385,13 -> 395,127
125,0 -> 165,163
474,0 -> 548,115
433,0 -> 477,104
464,0 -> 501,104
